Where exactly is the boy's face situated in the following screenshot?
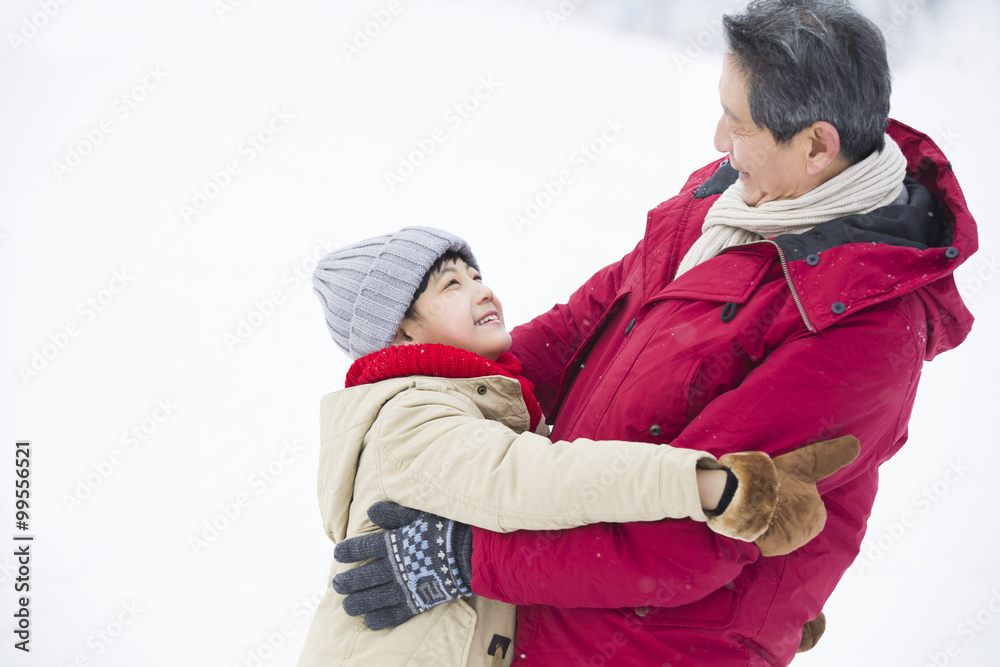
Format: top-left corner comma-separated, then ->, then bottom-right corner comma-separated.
393,258 -> 511,361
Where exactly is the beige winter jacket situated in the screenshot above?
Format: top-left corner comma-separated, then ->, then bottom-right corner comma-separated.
297,373 -> 718,667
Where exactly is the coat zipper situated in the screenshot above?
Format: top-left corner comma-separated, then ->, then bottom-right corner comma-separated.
717,240 -> 816,333
761,239 -> 816,333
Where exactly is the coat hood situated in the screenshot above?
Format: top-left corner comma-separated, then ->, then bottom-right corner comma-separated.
691,119 -> 978,360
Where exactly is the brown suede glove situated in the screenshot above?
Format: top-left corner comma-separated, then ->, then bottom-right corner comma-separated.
705,451 -> 779,542
756,436 -> 860,557
797,611 -> 827,652
706,436 -> 860,554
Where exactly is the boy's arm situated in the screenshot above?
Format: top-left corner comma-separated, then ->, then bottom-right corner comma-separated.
373,382 -> 717,532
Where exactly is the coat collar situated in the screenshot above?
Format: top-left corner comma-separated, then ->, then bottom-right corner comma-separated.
644,119 -> 977,355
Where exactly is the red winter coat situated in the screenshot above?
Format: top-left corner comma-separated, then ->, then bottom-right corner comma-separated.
469,120 -> 977,666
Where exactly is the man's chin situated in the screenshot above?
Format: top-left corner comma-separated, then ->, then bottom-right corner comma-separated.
737,179 -> 765,206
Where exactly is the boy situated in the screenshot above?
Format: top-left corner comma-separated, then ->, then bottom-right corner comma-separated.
298,227 -> 854,666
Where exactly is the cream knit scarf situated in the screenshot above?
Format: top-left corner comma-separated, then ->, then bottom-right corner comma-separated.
675,135 -> 908,278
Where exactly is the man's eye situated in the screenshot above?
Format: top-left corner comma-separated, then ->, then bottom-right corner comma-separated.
446,279 -> 460,287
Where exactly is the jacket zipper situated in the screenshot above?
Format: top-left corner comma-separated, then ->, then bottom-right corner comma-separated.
718,240 -> 816,333
761,239 -> 816,333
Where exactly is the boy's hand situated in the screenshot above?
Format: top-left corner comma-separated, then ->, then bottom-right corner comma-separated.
332,501 -> 474,630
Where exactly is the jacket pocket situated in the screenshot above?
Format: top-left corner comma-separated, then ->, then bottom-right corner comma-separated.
341,599 -> 477,666
407,599 -> 477,666
685,357 -> 711,425
616,579 -> 744,630
685,344 -> 754,425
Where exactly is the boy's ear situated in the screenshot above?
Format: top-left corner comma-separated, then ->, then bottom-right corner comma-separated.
391,320 -> 416,346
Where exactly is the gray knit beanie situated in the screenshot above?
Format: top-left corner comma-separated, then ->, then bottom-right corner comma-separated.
312,227 -> 479,359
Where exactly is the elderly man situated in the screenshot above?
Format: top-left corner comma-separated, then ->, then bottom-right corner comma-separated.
331,0 -> 977,664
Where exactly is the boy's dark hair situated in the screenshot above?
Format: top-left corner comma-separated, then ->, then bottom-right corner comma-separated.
403,250 -> 468,320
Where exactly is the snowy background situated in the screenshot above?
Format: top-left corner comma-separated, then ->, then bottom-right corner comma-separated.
1,0 -> 997,665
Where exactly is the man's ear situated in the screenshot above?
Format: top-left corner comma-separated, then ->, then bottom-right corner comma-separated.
801,121 -> 844,177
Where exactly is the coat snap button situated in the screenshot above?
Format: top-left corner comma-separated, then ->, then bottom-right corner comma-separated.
477,386 -> 487,395
831,302 -> 846,315
649,425 -> 662,437
625,318 -> 636,336
806,254 -> 820,266
945,246 -> 960,259
634,606 -> 650,617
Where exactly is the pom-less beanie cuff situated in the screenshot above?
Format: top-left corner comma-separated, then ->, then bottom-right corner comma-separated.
312,226 -> 478,359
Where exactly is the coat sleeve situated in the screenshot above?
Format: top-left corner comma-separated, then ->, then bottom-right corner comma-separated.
509,237 -> 643,414
471,301 -> 923,609
372,384 -> 720,532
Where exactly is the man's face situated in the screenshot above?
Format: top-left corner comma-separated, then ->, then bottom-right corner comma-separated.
396,258 -> 512,361
714,55 -> 812,207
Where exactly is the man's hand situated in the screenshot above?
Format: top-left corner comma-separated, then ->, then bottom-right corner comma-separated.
332,501 -> 474,630
707,436 -> 860,554
798,611 -> 827,652
755,435 -> 860,556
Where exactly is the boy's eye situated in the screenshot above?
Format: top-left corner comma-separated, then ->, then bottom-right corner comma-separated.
446,279 -> 460,288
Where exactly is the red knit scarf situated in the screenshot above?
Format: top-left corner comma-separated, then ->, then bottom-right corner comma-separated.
346,344 -> 542,432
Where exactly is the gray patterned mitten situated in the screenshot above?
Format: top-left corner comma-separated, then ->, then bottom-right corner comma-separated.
332,501 -> 474,630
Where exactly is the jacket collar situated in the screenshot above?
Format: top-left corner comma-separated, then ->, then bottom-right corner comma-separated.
650,119 -> 977,355
346,344 -> 542,432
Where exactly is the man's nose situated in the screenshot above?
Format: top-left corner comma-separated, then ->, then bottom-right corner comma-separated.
714,115 -> 731,154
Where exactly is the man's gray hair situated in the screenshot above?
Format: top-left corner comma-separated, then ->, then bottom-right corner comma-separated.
723,0 -> 891,164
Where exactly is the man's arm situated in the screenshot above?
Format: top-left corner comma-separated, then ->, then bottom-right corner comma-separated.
471,300 -> 923,609
509,238 -> 643,413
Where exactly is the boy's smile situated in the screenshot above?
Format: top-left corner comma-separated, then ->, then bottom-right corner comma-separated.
475,312 -> 501,326
393,258 -> 512,360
